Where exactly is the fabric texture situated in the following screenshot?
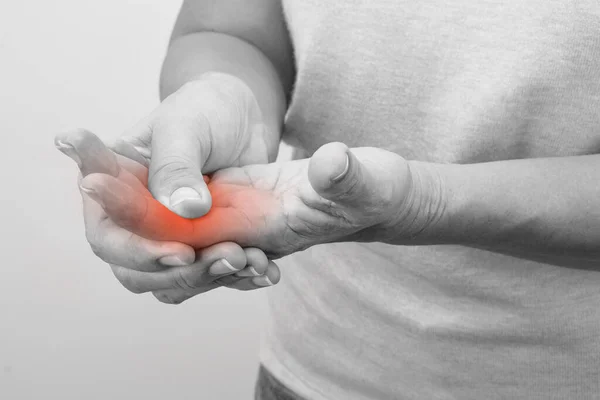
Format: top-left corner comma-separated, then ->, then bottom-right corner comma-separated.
260,1 -> 600,399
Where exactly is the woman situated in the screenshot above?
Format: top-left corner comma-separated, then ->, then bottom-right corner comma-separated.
57,1 -> 600,398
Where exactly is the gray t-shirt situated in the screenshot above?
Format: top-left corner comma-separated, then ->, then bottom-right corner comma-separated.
260,2 -> 600,399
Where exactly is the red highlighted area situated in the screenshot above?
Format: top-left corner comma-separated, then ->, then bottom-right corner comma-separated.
56,129 -> 292,252
82,171 -> 277,249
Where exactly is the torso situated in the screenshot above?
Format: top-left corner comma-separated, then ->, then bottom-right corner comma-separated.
261,2 -> 600,399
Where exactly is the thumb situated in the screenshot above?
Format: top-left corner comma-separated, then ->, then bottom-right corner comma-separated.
308,142 -> 375,209
148,119 -> 212,219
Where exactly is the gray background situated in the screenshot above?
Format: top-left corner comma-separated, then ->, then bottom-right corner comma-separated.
0,1 -> 277,399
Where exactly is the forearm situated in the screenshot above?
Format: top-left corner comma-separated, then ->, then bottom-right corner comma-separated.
160,32 -> 288,156
398,155 -> 600,269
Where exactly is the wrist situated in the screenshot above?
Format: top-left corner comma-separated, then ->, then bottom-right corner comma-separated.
381,160 -> 452,245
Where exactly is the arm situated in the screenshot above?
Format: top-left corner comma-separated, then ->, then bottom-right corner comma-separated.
392,155 -> 600,270
160,0 -> 294,157
66,129 -> 600,268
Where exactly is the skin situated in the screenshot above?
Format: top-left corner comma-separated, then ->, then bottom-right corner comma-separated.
155,0 -> 600,270
55,129 -> 282,305
59,0 -> 295,304
58,130 -> 417,261
58,0 -> 600,311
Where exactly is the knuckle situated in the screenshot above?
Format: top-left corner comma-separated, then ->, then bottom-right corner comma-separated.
172,269 -> 199,291
153,291 -> 183,305
149,156 -> 196,183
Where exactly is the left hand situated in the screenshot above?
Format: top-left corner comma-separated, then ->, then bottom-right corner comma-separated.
68,132 -> 432,259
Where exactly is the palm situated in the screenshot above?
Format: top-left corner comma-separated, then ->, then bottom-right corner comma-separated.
209,160 -> 358,257
89,155 -> 360,259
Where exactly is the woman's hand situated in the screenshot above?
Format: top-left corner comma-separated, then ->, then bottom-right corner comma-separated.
61,131 -> 431,260
110,72 -> 280,219
55,129 -> 281,305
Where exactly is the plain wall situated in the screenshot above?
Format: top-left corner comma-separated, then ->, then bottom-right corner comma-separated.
0,2 -> 270,399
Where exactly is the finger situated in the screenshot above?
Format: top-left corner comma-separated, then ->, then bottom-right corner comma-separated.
113,242 -> 247,294
79,173 -> 246,249
226,261 -> 281,291
308,142 -> 374,209
155,258 -> 281,303
119,115 -> 153,151
55,129 -> 120,177
79,173 -> 173,239
79,174 -> 194,272
213,274 -> 241,286
113,152 -> 149,186
251,261 -> 281,287
112,139 -> 149,167
148,116 -> 212,219
232,247 -> 268,277
56,129 -> 150,196
108,107 -> 155,166
79,172 -> 108,231
112,264 -> 216,296
151,283 -> 220,305
112,154 -> 151,196
83,214 -> 195,272
109,113 -> 153,164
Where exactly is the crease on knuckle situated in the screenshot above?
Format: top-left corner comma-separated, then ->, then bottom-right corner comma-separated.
149,155 -> 197,183
172,268 -> 199,291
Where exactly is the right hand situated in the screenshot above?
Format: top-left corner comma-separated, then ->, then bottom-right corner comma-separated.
111,72 -> 279,219
55,129 -> 281,305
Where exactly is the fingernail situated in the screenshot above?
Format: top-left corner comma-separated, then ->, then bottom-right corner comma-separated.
169,187 -> 206,215
252,275 -> 274,287
331,153 -> 349,183
235,266 -> 261,278
209,259 -> 238,276
133,145 -> 150,158
158,255 -> 189,267
169,187 -> 210,218
79,185 -> 104,207
55,139 -> 82,168
157,195 -> 170,208
170,187 -> 202,206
